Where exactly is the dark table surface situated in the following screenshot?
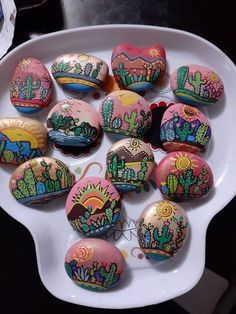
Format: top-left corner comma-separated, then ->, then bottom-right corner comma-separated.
1,1 -> 236,313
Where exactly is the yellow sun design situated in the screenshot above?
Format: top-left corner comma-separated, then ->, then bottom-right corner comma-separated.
128,139 -> 142,151
155,201 -> 175,220
116,91 -> 139,106
148,48 -> 160,57
183,105 -> 199,118
210,72 -> 220,83
170,152 -> 199,171
78,54 -> 90,61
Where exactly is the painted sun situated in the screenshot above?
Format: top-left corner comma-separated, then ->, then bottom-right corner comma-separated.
155,201 -> 176,220
170,152 -> 199,171
128,138 -> 142,151
183,105 -> 200,120
148,48 -> 160,57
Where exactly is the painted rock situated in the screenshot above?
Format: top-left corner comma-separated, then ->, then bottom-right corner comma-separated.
66,176 -> 121,235
47,99 -> 99,147
156,151 -> 213,201
9,157 -> 74,206
10,57 -> 53,113
160,103 -> 211,153
98,90 -> 152,139
170,64 -> 224,106
111,43 -> 166,91
106,138 -> 154,193
65,238 -> 125,291
51,53 -> 109,92
0,117 -> 47,165
137,200 -> 189,260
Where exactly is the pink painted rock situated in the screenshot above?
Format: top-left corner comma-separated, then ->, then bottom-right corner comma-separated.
9,157 -> 75,206
160,103 -> 211,153
170,64 -> 224,106
66,176 -> 121,235
156,151 -> 213,201
98,90 -> 152,139
137,200 -> 189,260
106,138 -> 154,193
47,99 -> 99,147
111,43 -> 166,91
51,53 -> 109,92
10,57 -> 53,113
64,238 -> 125,291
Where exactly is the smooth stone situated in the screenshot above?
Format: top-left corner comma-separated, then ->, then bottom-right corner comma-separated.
64,238 -> 125,291
51,53 -> 109,92
65,176 -> 121,235
137,200 -> 189,260
98,90 -> 152,139
156,151 -> 213,201
0,117 -> 48,165
9,157 -> 75,206
170,64 -> 224,106
106,138 -> 154,193
10,57 -> 53,113
111,43 -> 166,91
160,103 -> 211,153
47,99 -> 99,147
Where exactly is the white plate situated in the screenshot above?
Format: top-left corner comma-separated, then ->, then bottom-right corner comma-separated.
0,25 -> 236,309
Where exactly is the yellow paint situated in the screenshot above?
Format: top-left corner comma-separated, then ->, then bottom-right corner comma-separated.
148,48 -> 161,57
57,77 -> 98,88
1,127 -> 38,148
116,91 -> 139,106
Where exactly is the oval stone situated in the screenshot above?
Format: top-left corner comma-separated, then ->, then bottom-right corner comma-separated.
64,238 -> 125,291
51,53 -> 109,92
10,57 -> 53,113
0,117 -> 48,165
106,138 -> 154,193
160,103 -> 211,153
156,151 -> 213,201
111,43 -> 166,91
66,176 -> 121,235
170,64 -> 224,106
47,99 -> 99,147
98,90 -> 152,139
9,157 -> 75,206
137,200 -> 189,260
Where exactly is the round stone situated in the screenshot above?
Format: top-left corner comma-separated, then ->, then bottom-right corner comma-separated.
51,53 -> 109,92
10,57 -> 53,113
64,238 -> 125,291
9,157 -> 75,206
0,117 -> 48,165
66,176 -> 121,235
137,200 -> 189,260
47,99 -> 100,147
98,90 -> 152,139
156,151 -> 213,201
160,103 -> 211,153
170,64 -> 224,107
106,138 -> 154,193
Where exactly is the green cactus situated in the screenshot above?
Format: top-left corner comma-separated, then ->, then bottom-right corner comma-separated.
179,169 -> 197,195
24,168 -> 37,196
91,62 -> 103,78
0,140 -> 5,156
137,156 -> 148,181
55,160 -> 73,189
54,169 -> 62,191
105,200 -> 116,224
3,150 -> 14,163
176,122 -> 194,141
52,61 -> 73,72
74,63 -> 82,75
151,67 -> 161,83
153,222 -> 173,250
12,189 -> 24,199
108,154 -> 125,178
84,63 -> 93,76
123,168 -> 135,181
50,112 -> 70,130
113,62 -> 130,86
19,76 -> 41,100
177,66 -> 189,89
166,173 -> 178,194
17,179 -> 30,197
193,165 -> 210,195
124,111 -> 138,132
188,71 -> 207,95
102,97 -> 114,127
195,123 -> 210,146
99,263 -> 120,288
45,180 -> 55,193
111,117 -> 122,129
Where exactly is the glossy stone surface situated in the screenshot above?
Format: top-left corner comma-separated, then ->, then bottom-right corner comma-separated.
0,117 -> 47,165
98,90 -> 152,139
170,64 -> 224,106
64,238 -> 125,291
160,103 -> 211,153
111,43 -> 166,91
156,151 -> 213,201
10,57 -> 53,113
51,53 -> 109,92
66,176 -> 121,235
47,99 -> 99,147
137,200 -> 189,260
106,138 -> 154,193
9,157 -> 74,206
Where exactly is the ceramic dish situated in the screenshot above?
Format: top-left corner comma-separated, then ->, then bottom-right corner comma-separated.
0,25 -> 236,309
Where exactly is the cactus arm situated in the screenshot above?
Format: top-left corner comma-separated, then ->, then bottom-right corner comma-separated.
124,111 -> 138,132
